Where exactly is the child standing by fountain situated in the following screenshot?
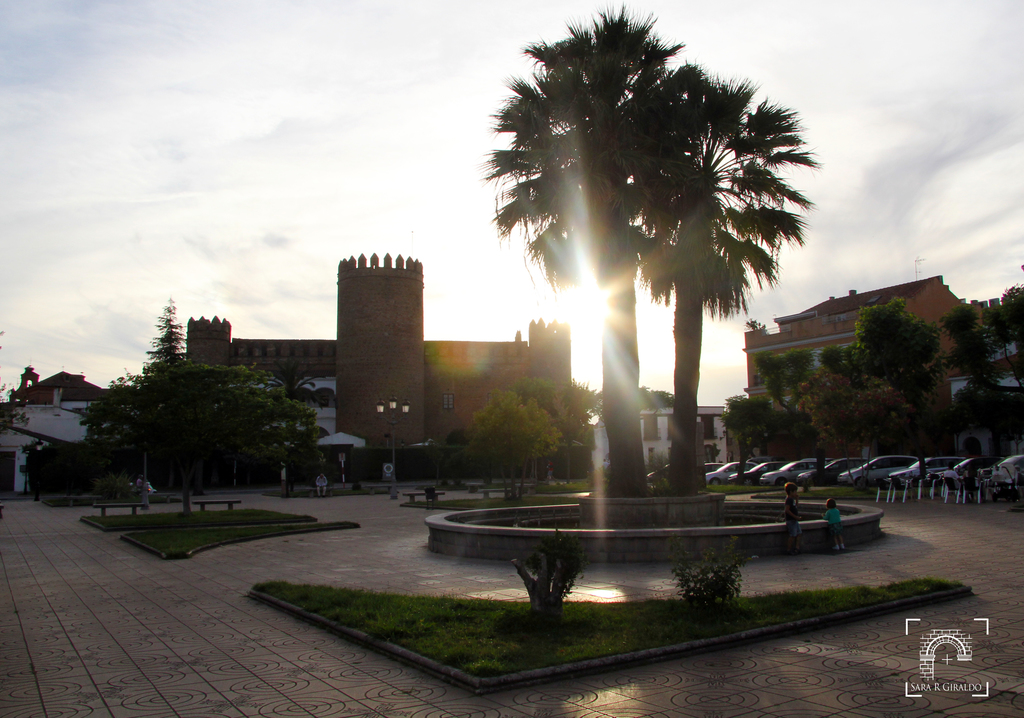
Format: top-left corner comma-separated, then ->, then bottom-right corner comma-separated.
784,482 -> 802,555
824,498 -> 845,551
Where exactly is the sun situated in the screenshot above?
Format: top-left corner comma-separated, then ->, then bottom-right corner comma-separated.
553,281 -> 608,389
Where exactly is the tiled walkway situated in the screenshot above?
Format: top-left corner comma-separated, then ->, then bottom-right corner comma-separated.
2,492 -> 1023,717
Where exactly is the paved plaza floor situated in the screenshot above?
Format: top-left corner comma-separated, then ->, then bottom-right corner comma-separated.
2,491 -> 1023,717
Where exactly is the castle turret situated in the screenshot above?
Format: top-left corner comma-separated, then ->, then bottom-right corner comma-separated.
335,254 -> 425,444
529,319 -> 571,385
186,317 -> 232,366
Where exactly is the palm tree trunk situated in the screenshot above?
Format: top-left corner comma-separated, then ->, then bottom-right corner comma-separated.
670,287 -> 703,496
603,283 -> 647,498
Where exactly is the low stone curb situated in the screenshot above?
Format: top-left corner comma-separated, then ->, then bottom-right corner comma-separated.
80,516 -> 317,532
121,522 -> 359,559
248,585 -> 972,695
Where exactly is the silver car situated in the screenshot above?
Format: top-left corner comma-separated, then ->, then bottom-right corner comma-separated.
837,455 -> 917,489
760,459 -> 821,487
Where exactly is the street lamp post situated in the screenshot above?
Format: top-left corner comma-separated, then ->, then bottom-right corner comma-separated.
376,397 -> 410,499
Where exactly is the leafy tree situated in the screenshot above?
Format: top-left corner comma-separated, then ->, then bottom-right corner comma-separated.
853,298 -> 944,478
467,391 -> 561,497
942,283 -> 1024,394
753,349 -> 818,456
85,362 -> 319,515
1,332 -> 26,432
559,380 -> 598,448
147,299 -> 186,365
510,377 -> 559,416
797,371 -> 910,473
640,64 -> 815,497
721,395 -> 777,484
488,9 -> 681,498
269,359 -> 319,405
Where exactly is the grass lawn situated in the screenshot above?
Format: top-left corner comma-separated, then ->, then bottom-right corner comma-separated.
127,522 -> 360,559
426,496 -> 582,510
43,495 -> 181,507
757,487 -> 878,500
87,508 -> 315,529
703,485 -> 776,495
535,481 -> 591,494
253,577 -> 960,677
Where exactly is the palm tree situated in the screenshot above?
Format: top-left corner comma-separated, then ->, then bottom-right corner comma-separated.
487,9 -> 681,497
640,65 -> 816,495
269,359 -> 319,405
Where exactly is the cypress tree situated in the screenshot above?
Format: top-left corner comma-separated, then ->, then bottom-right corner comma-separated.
147,299 -> 186,365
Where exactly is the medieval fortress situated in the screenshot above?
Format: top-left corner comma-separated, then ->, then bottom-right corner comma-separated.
186,253 -> 571,445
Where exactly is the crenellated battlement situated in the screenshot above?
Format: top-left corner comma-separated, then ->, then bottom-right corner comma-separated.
338,253 -> 422,274
186,316 -> 232,365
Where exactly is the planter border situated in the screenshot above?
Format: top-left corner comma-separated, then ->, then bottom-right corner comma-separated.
121,522 -> 359,559
81,515 -> 317,532
248,585 -> 972,695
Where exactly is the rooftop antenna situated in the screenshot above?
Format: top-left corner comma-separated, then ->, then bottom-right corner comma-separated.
915,256 -> 926,280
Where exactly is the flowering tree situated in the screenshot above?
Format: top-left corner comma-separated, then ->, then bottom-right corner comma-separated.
798,371 -> 910,464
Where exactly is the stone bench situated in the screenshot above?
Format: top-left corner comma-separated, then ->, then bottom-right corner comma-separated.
194,500 -> 242,511
403,491 -> 446,507
96,503 -> 145,517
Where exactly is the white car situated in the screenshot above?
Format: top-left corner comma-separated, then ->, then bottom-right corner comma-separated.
837,455 -> 917,489
988,455 -> 1024,482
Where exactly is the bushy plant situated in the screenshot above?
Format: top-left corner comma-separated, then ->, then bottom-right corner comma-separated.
671,538 -> 748,607
524,530 -> 588,600
92,470 -> 135,500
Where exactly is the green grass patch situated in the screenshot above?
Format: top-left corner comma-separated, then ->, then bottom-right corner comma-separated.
43,495 -> 181,507
261,490 -> 377,498
88,508 -> 314,529
254,577 -> 960,677
428,496 -> 582,510
128,522 -> 360,559
535,481 -> 592,494
703,485 -> 777,494
758,487 -> 877,500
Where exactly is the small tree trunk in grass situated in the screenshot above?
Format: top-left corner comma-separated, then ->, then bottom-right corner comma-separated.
512,555 -> 567,617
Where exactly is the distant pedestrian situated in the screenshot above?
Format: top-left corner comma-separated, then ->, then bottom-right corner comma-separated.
315,473 -> 328,497
824,498 -> 845,551
784,482 -> 802,555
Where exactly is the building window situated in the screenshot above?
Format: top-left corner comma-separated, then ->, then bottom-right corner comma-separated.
642,417 -> 660,441
443,393 -> 455,410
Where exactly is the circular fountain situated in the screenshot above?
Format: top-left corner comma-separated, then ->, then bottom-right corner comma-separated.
426,500 -> 884,562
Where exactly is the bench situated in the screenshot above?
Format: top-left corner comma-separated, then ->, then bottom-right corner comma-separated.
96,503 -> 145,517
402,490 -> 446,507
194,500 -> 242,511
478,488 -> 504,499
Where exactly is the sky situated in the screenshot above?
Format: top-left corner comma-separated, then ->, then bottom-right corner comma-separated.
2,1 -> 1022,405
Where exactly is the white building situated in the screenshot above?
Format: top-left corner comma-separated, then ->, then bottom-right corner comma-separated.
592,406 -> 731,473
1,368 -> 105,492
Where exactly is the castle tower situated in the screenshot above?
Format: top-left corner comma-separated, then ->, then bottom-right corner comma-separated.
336,253 -> 425,444
529,319 -> 571,385
186,317 -> 232,366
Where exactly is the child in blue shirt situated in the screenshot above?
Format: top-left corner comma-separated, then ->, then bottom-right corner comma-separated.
824,498 -> 844,551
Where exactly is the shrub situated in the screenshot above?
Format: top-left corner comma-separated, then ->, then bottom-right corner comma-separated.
524,530 -> 588,601
671,538 -> 748,607
92,470 -> 135,500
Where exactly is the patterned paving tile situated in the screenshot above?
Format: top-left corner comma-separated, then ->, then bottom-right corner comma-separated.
3,492 -> 1023,717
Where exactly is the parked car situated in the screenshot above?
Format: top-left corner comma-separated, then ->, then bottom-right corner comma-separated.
704,463 -> 723,474
796,457 -> 866,486
888,456 -> 962,482
760,458 -> 824,486
955,456 -> 1002,478
837,455 -> 918,489
991,455 -> 1024,483
646,463 -> 727,485
733,460 -> 788,485
704,462 -> 741,485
